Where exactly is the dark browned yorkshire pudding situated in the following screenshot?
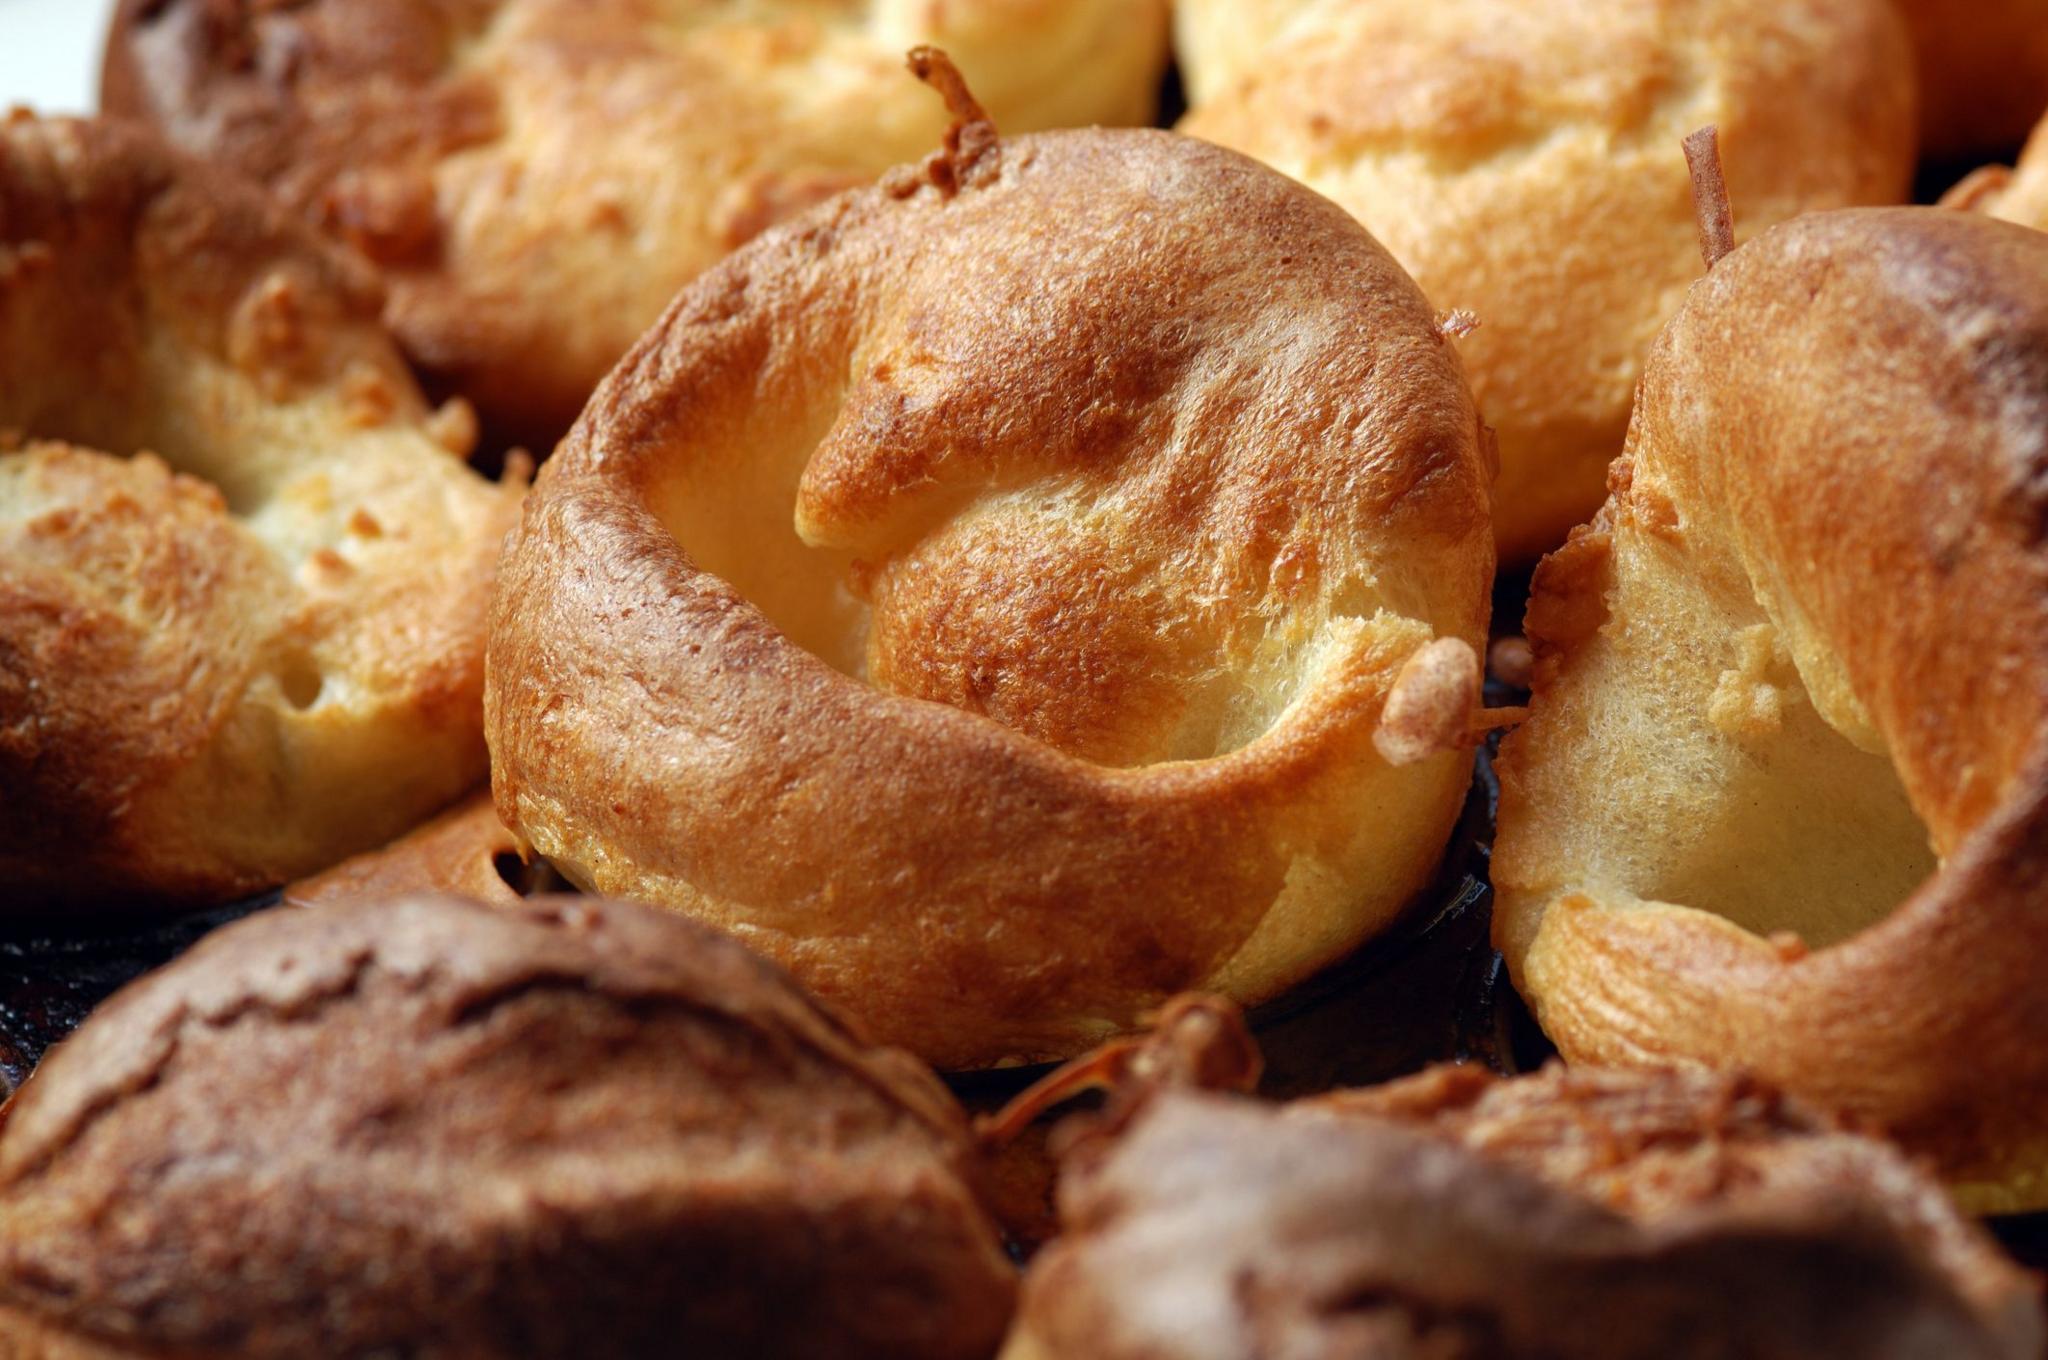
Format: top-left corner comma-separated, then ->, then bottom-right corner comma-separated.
1896,0 -> 2048,158
485,66 -> 1498,1071
0,114 -> 523,917
1492,206 -> 2048,1211
1006,1062 -> 2044,1359
1175,0 -> 1915,563
102,0 -> 1171,447
0,894 -> 1015,1359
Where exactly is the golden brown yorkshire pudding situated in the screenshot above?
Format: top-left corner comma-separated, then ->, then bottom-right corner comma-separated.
486,79 -> 1497,1070
1946,112 -> 2048,232
283,789 -> 537,909
1175,0 -> 1915,563
0,114 -> 522,915
1493,206 -> 2048,1212
1005,1064 -> 2043,1359
0,893 -> 1016,1359
102,0 -> 1171,448
1896,0 -> 2048,159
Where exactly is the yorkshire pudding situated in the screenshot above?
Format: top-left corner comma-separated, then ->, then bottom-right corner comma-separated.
1947,112 -> 2048,232
0,893 -> 1015,1358
1493,206 -> 2048,1211
103,0 -> 1171,447
1897,0 -> 2048,159
0,114 -> 522,915
1006,1064 -> 2043,1359
1175,0 -> 1915,563
284,790 -> 536,909
486,81 -> 1496,1070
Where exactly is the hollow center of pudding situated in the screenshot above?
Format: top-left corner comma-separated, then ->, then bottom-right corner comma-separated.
644,371 -> 1378,770
1634,655 -> 1936,951
1530,540 -> 1938,952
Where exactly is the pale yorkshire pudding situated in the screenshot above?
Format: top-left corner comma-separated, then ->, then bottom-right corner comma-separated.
1946,112 -> 2048,232
102,0 -> 1171,448
1492,206 -> 2048,1211
0,893 -> 1016,1359
0,114 -> 522,915
1175,0 -> 1915,563
486,74 -> 1497,1070
1006,1064 -> 2043,1359
1896,0 -> 2048,159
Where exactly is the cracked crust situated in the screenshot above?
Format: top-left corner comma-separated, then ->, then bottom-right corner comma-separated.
102,0 -> 1171,448
484,121 -> 1495,1070
0,893 -> 1015,1359
0,114 -> 524,915
1004,1066 -> 2043,1359
1175,0 -> 1915,563
1493,207 -> 2048,1210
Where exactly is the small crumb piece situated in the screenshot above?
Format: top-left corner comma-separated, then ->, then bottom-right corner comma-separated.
908,46 -> 1001,195
1489,635 -> 1535,689
1375,637 -> 1482,767
341,362 -> 399,429
1435,308 -> 1480,339
1631,483 -> 1681,536
1708,624 -> 1791,738
425,398 -> 479,457
323,168 -> 440,265
230,272 -> 309,384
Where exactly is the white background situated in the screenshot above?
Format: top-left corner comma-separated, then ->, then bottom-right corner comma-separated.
1,0 -> 125,115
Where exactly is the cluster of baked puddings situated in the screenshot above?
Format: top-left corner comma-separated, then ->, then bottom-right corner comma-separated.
4,1 -> 2048,1354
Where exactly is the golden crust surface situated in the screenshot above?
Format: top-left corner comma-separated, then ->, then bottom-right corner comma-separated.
486,125 -> 1495,1070
1493,207 -> 2048,1209
1176,0 -> 1915,563
102,0 -> 1171,447
0,114 -> 523,914
0,893 -> 1015,1358
1006,1066 -> 2042,1359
